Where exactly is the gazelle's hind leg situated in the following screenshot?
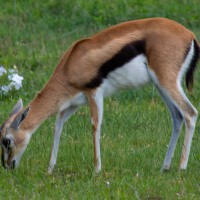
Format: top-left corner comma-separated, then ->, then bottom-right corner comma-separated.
155,86 -> 184,171
146,39 -> 198,170
148,69 -> 197,171
179,103 -> 197,169
48,106 -> 79,174
170,87 -> 197,170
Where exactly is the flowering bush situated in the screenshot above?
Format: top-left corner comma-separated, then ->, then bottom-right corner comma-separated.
0,65 -> 24,95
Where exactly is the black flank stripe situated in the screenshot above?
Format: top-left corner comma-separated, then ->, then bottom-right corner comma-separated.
85,40 -> 146,88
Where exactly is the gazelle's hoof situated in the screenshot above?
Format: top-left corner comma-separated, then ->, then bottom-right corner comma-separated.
179,165 -> 187,170
161,165 -> 170,173
48,165 -> 54,175
95,166 -> 101,174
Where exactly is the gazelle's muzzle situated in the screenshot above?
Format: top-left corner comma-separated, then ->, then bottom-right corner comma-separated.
7,160 -> 16,169
1,147 -> 16,169
1,158 -> 16,169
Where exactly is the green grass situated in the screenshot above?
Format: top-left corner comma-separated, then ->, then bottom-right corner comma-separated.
0,0 -> 200,199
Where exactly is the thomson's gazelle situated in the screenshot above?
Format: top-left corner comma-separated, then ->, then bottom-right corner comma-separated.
0,18 -> 199,173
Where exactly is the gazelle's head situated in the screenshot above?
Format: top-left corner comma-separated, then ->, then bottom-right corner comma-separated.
0,99 -> 30,169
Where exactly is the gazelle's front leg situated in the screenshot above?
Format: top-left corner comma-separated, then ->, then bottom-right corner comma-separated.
86,88 -> 104,173
48,106 -> 79,174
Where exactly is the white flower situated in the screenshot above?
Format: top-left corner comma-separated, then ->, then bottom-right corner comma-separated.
9,81 -> 21,90
0,65 -> 24,94
0,66 -> 7,76
8,74 -> 13,80
1,85 -> 11,93
9,74 -> 23,90
8,69 -> 17,74
11,73 -> 23,82
106,181 -> 110,187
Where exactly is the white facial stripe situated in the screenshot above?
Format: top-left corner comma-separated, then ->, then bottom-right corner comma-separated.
3,148 -> 8,161
10,133 -> 31,168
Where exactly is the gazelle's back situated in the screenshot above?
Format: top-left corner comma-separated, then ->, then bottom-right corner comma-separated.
64,18 -> 196,90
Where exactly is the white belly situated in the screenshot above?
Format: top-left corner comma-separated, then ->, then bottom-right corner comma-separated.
102,54 -> 150,96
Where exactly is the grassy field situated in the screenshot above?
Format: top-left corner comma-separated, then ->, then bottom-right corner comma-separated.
0,0 -> 200,199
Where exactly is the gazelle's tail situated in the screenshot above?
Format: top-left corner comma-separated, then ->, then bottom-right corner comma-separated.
185,40 -> 200,92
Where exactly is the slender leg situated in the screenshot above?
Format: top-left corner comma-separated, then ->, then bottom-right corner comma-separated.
179,100 -> 198,169
158,86 -> 197,170
162,107 -> 183,171
48,106 -> 79,174
156,87 -> 183,171
146,39 -> 198,170
148,68 -> 197,171
166,85 -> 198,170
86,88 -> 104,173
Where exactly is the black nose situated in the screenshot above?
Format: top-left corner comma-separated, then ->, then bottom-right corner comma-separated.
2,138 -> 11,148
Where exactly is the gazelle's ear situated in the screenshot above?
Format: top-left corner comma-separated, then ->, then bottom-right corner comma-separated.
10,107 -> 30,130
10,99 -> 23,116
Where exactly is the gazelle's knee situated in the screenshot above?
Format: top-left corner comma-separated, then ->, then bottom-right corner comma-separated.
190,107 -> 198,118
183,106 -> 198,128
192,109 -> 198,125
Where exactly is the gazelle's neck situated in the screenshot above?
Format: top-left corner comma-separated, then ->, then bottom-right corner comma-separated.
20,74 -> 70,132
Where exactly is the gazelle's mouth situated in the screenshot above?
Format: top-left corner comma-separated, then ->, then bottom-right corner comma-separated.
3,160 -> 16,169
10,160 -> 16,169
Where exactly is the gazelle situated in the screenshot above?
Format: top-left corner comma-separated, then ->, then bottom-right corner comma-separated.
0,18 -> 199,174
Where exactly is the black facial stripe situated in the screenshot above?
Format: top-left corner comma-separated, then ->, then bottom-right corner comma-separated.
0,122 -> 5,132
85,39 -> 146,88
1,148 -> 5,168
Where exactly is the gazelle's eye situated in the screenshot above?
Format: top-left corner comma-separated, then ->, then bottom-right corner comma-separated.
2,138 -> 11,148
